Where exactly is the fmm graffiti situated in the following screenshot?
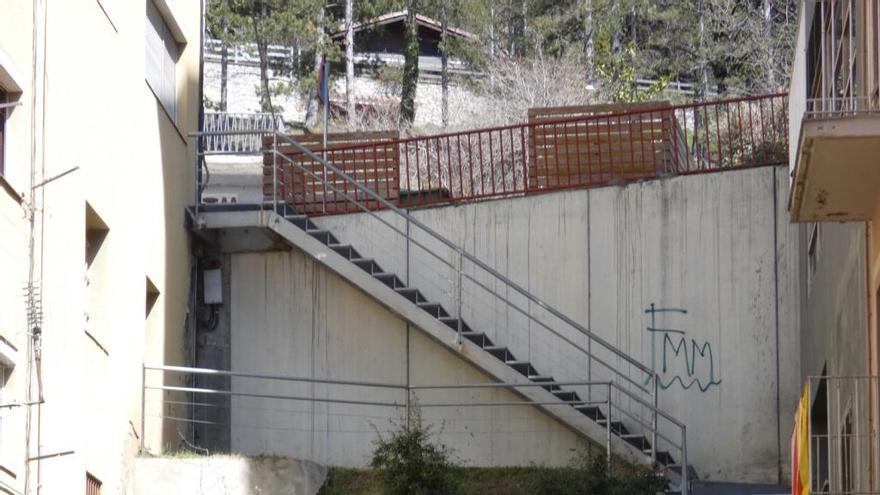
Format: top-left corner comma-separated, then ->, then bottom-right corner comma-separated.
644,303 -> 722,392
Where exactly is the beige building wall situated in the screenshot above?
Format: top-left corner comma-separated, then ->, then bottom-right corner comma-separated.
0,0 -> 200,493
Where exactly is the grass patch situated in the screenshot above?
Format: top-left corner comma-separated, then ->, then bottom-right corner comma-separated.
320,464 -> 665,495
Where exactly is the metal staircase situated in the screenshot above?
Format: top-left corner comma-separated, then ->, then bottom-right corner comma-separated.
194,131 -> 693,493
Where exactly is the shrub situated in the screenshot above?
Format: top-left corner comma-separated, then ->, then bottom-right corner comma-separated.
370,408 -> 460,495
530,445 -> 668,495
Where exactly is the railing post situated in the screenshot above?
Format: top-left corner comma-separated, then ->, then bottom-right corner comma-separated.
651,374 -> 658,464
681,425 -> 689,495
140,364 -> 146,452
456,249 -> 463,344
606,382 -> 612,472
272,132 -> 278,214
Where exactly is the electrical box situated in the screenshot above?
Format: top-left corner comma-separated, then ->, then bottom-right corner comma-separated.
203,268 -> 223,304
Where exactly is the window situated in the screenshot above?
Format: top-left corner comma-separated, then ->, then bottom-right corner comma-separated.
0,366 -> 5,451
841,410 -> 853,492
807,223 -> 820,292
0,89 -> 6,176
145,0 -> 180,121
86,472 -> 102,495
85,203 -> 110,353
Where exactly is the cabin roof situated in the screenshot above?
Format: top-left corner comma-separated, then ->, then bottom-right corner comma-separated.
330,9 -> 475,40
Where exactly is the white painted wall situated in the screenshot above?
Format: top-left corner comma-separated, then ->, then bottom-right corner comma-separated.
228,250 -> 584,468
228,166 -> 800,483
134,455 -> 327,495
318,168 -> 799,482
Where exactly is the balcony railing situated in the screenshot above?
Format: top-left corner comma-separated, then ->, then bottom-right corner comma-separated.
202,112 -> 283,154
804,0 -> 880,119
268,93 -> 788,215
804,375 -> 879,495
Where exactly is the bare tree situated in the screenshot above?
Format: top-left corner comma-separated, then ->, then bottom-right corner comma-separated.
582,0 -> 595,87
305,5 -> 325,127
441,1 -> 449,128
345,0 -> 356,128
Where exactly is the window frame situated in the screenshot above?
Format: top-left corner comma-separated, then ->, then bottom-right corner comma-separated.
145,0 -> 183,123
807,222 -> 820,293
0,89 -> 6,177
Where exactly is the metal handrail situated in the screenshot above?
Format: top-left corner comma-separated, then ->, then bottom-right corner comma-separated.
269,131 -> 689,492
273,131 -> 653,377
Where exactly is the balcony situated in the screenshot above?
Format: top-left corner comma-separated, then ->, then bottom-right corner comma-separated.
789,0 -> 880,222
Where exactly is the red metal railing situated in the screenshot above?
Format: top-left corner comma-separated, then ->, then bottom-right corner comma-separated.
273,93 -> 788,215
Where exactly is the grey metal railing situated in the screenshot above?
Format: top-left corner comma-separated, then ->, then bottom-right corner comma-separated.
805,375 -> 880,495
143,364 -> 686,481
188,128 -> 690,491
804,0 -> 880,120
265,132 -> 688,490
202,112 -> 283,154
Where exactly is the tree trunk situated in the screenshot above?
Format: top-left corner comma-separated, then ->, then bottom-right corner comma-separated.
252,8 -> 274,113
583,0 -> 595,87
763,0 -> 776,91
489,4 -> 496,90
220,42 -> 228,111
697,0 -> 709,98
305,5 -> 325,128
630,4 -> 637,46
345,0 -> 355,129
441,2 -> 449,128
399,4 -> 419,127
610,1 -> 620,55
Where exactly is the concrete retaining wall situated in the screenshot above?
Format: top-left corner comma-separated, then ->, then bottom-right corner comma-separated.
134,456 -> 326,495
224,165 -> 800,483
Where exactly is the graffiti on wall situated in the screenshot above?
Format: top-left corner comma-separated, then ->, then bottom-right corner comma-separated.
644,303 -> 722,392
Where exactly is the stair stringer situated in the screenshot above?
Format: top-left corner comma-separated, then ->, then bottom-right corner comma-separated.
198,209 -> 651,468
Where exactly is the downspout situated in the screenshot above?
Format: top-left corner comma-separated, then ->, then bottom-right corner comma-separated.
772,167 -> 782,485
24,0 -> 48,493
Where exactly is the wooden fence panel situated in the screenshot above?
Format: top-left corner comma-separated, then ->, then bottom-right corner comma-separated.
527,102 -> 685,189
263,131 -> 400,214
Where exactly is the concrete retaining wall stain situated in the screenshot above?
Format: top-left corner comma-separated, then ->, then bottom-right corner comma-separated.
225,165 -> 800,483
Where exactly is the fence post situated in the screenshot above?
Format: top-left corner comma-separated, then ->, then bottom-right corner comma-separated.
606,383 -> 612,472
681,425 -> 689,495
456,249 -> 463,344
272,132 -> 278,214
651,375 -> 658,464
140,365 -> 147,452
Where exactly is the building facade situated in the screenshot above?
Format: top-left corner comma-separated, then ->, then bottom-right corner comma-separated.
788,0 -> 880,492
0,0 -> 201,493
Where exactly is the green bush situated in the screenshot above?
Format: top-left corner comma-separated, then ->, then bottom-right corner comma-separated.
369,409 -> 460,495
529,446 -> 668,495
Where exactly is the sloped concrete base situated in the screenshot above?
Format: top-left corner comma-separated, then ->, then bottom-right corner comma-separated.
134,455 -> 327,495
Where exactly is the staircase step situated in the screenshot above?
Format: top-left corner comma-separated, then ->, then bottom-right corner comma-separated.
306,228 -> 337,245
504,360 -> 537,377
395,287 -> 427,304
622,434 -> 651,451
373,273 -> 404,289
351,258 -> 381,274
654,451 -> 675,466
416,302 -> 449,318
576,405 -> 606,421
438,317 -> 472,333
483,345 -> 512,361
329,244 -> 358,260
592,416 -> 627,435
553,390 -> 581,403
461,331 -> 491,347
529,375 -> 561,392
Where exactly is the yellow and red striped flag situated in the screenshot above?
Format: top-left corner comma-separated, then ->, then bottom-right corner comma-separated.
791,383 -> 810,495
